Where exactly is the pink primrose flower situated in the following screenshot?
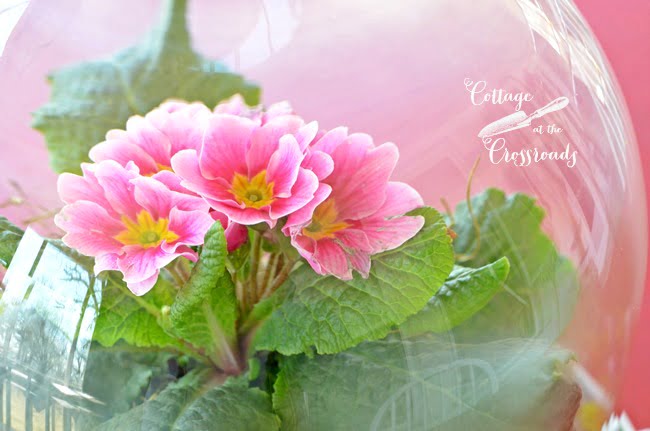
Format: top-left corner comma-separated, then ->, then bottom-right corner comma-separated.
283,128 -> 425,280
171,108 -> 330,227
55,161 -> 214,295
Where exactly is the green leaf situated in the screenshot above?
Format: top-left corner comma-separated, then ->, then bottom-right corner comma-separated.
0,216 -> 23,267
451,189 -> 579,341
400,257 -> 510,337
32,0 -> 260,174
273,334 -> 580,431
93,273 -> 183,349
167,223 -> 240,371
253,208 -> 454,355
95,371 -> 281,431
83,347 -> 174,416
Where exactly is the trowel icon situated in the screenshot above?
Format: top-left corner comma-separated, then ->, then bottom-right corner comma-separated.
478,97 -> 569,138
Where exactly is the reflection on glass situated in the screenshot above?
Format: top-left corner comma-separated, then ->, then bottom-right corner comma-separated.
0,228 -> 103,431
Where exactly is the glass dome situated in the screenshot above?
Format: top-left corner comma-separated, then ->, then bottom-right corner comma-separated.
0,0 -> 646,430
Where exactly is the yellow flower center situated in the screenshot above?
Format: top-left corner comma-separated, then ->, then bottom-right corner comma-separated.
114,210 -> 179,248
302,199 -> 350,240
230,170 -> 275,209
145,163 -> 173,177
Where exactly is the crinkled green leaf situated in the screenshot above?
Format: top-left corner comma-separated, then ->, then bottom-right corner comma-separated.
451,189 -> 579,341
400,257 -> 510,337
168,223 -> 239,369
0,216 -> 23,267
95,371 -> 280,431
32,0 -> 260,174
273,334 -> 580,431
93,273 -> 183,349
253,208 -> 454,355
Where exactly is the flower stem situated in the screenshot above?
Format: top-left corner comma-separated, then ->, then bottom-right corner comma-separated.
258,253 -> 278,301
260,257 -> 296,301
249,232 -> 262,303
166,265 -> 186,288
456,157 -> 482,263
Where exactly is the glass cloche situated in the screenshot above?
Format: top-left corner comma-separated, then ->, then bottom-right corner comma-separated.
0,0 -> 646,430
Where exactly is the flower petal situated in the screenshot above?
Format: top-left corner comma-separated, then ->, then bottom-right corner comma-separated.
55,200 -> 124,256
302,149 -> 334,180
57,169 -> 105,206
95,253 -> 119,274
358,215 -> 424,254
266,135 -> 304,197
284,183 -> 332,231
328,140 -> 398,220
200,114 -> 255,180
166,207 -> 215,247
311,126 -> 348,154
313,239 -> 352,280
246,115 -> 304,175
373,182 -> 424,218
124,115 -> 172,166
132,176 -> 174,219
127,272 -> 160,296
269,169 -> 319,220
172,150 -> 236,204
93,161 -> 141,219
89,139 -> 158,175
117,247 -> 176,284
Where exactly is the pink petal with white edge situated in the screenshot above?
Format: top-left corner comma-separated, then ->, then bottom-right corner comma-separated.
295,121 -> 319,151
246,115 -> 304,175
266,135 -> 304,197
214,94 -> 260,120
93,161 -> 142,219
211,202 -> 273,226
152,170 -> 186,193
61,232 -> 123,257
166,207 -> 215,246
302,149 -> 334,180
373,182 -> 424,218
55,200 -> 122,235
89,139 -> 159,174
57,171 -> 105,207
150,171 -> 208,212
172,150 -> 237,204
262,100 -> 293,123
313,239 -> 352,280
146,104 -> 209,155
132,176 -> 174,219
329,140 -> 399,220
347,250 -> 371,278
124,115 -> 172,166
311,126 -> 348,154
284,183 -> 332,232
55,201 -> 124,257
117,247 -> 177,284
127,272 -> 160,296
200,114 -> 255,180
358,215 -> 424,254
95,253 -> 119,274
336,228 -> 372,253
162,244 -> 198,262
269,169 -> 319,220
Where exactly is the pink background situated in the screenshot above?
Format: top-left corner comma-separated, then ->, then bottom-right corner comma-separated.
0,0 -> 647,426
575,0 -> 650,426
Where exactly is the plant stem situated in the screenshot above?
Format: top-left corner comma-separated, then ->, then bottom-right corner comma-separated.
247,231 -> 262,309
166,265 -> 185,288
259,253 -> 278,301
260,258 -> 296,301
